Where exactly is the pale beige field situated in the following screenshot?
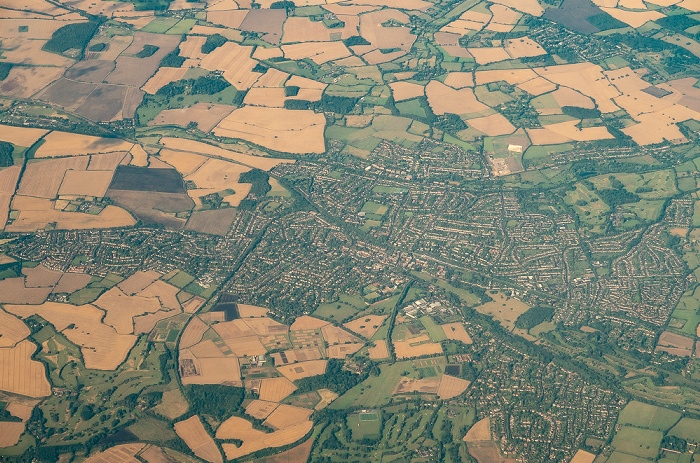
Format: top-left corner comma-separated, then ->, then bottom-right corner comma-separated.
437,374 -> 470,399
505,37 -> 545,58
159,137 -> 296,170
441,323 -> 472,344
0,339 -> 51,397
214,319 -> 256,338
277,359 -> 327,381
443,72 -> 474,89
84,443 -> 146,463
394,377 -> 441,394
552,87 -> 595,109
200,41 -> 261,90
393,336 -> 443,359
5,402 -> 35,422
258,377 -> 297,402
94,287 -> 163,334
18,156 -> 89,198
243,316 -> 289,336
526,127 -> 571,145
238,304 -> 269,318
219,419 -> 313,460
245,400 -> 278,420
282,41 -> 351,64
35,132 -> 133,158
242,87 -> 287,108
0,166 -> 21,229
58,170 -> 114,198
286,75 -> 326,101
368,339 -> 389,359
137,280 -> 180,311
468,47 -> 511,64
282,15 -> 358,43
622,109 -> 691,145
22,264 -> 61,287
0,278 -> 51,304
222,335 -> 267,357
464,417 -> 491,441
207,9 -> 248,29
467,113 -> 515,136
159,149 -> 207,176
0,422 -> 25,448
489,3 -> 520,27
89,151 -> 128,170
179,351 -> 242,386
264,404 -> 313,430
426,80 -> 488,115
389,81 -> 424,102
154,387 -> 189,420
252,46 -> 283,60
543,121 -> 614,142
492,0 -> 542,16
174,416 -> 222,463
327,343 -> 363,359
359,9 -> 416,52
5,301 -> 137,370
0,38 -> 70,66
474,292 -> 530,331
118,270 -> 161,295
182,296 -> 205,313
0,66 -> 65,98
189,339 -> 226,358
535,63 -> 621,113
290,315 -> 329,331
475,68 -> 538,86
133,310 -> 180,336
142,67 -> 188,95
7,196 -> 136,232
343,315 -> 387,338
178,35 -> 207,60
0,124 -> 48,147
601,6 -> 664,28
180,316 -> 208,348
185,158 -> 251,207
0,309 -> 30,348
0,18 -> 85,39
570,450 -> 596,463
315,388 -> 338,410
321,324 -> 361,345
517,77 -> 557,96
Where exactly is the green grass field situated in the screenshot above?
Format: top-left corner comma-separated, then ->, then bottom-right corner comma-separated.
420,316 -> 447,342
611,426 -> 662,459
669,417 -> 700,441
331,361 -> 415,409
168,270 -> 195,288
617,401 -> 681,431
348,412 -> 381,440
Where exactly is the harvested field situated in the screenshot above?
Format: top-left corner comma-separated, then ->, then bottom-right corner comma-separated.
437,374 -> 470,399
5,301 -> 137,370
185,209 -> 237,236
315,388 -> 338,410
464,417 -> 491,441
238,304 -> 269,318
133,310 -> 180,336
0,339 -> 53,397
343,315 -> 387,338
245,400 -> 278,420
219,418 -> 313,460
0,124 -> 47,147
159,138 -> 295,170
58,170 -> 114,197
535,63 -> 620,113
148,103 -> 235,132
0,278 -> 51,304
394,377 -> 441,394
282,15 -> 358,43
271,347 -> 322,365
0,18 -> 86,39
393,336 -> 443,359
251,438 -> 313,463
89,152 -> 128,171
94,287 -> 163,334
542,121 -> 613,142
426,80 -> 487,115
505,37 -> 545,58
239,9 -> 286,44
23,264 -> 61,287
468,113 -> 515,136
389,82 -> 424,102
435,31 -> 473,58
258,377 -> 297,402
180,316 -> 208,349
0,309 -> 30,348
75,84 -> 143,122
359,9 -> 416,55
476,69 -> 538,87
291,315 -> 329,331
622,108 -> 695,145
182,296 -> 205,313
35,132 -> 133,158
118,270 -> 161,295
185,158 -> 251,207
65,60 -> 116,83
243,317 -> 289,336
221,335 -> 266,357
0,166 -> 20,229
570,450 -> 596,463
190,339 -> 226,358
327,343 -> 363,359
105,190 -> 191,229
179,35 -> 207,60
276,359 -> 327,381
158,149 -> 206,176
656,331 -> 694,357
601,7 -> 663,28
206,10 -> 248,30
0,66 -> 65,99
443,72 -> 474,89
0,37 -> 72,67
174,416 -> 222,463
0,422 -> 25,448
179,350 -> 242,386
18,156 -> 88,198
552,87 -> 595,109
368,340 -> 389,359
142,67 -> 188,94
83,443 -> 146,462
154,388 -> 189,420
517,77 -> 557,96
106,32 -> 181,87
282,41 -> 351,64
264,404 -> 313,430
441,323 -> 472,344
138,280 -> 181,311
214,319 -> 256,338
200,41 -> 262,90
321,324 -> 361,345
468,47 -> 511,64
474,292 -> 529,331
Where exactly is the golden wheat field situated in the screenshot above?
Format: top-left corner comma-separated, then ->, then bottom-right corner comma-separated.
437,374 -> 470,400
34,132 -> 133,158
276,359 -> 327,381
257,377 -> 297,402
343,315 -> 387,338
368,339 -> 389,359
290,315 -> 328,331
264,404 -> 313,430
244,400 -> 278,420
441,323 -> 472,344
174,416 -> 222,463
0,340 -> 51,397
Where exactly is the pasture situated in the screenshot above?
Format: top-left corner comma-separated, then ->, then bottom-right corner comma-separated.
473,291 -> 530,331
610,426 -> 662,459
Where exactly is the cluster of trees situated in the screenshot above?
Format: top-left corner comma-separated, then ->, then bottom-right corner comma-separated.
135,44 -> 159,58
562,106 -> 601,120
295,359 -> 364,394
201,34 -> 227,54
185,384 -> 245,421
44,20 -> 100,54
514,306 -> 555,331
0,62 -> 13,81
156,75 -> 231,97
0,141 -> 14,167
160,48 -> 185,67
